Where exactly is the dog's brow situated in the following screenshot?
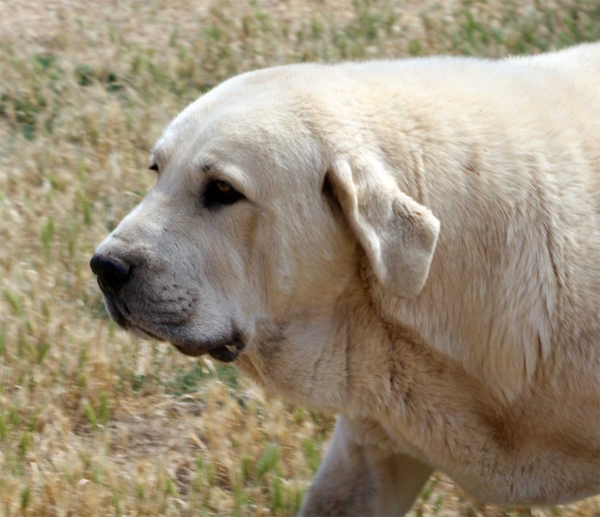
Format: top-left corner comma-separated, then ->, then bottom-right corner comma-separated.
151,147 -> 167,164
194,159 -> 216,174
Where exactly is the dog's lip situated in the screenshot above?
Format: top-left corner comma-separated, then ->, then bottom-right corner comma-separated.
104,295 -> 245,362
131,323 -> 166,342
171,333 -> 245,363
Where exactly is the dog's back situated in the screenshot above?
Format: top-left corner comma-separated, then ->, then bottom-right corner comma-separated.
508,41 -> 600,72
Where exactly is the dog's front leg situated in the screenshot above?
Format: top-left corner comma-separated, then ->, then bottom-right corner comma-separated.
299,416 -> 432,516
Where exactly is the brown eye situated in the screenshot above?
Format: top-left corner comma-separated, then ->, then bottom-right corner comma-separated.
215,180 -> 232,193
203,179 -> 245,210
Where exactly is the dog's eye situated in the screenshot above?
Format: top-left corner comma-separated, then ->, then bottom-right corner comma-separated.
149,163 -> 159,173
204,180 -> 245,209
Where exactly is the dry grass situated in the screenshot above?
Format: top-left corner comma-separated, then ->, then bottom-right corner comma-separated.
0,0 -> 599,515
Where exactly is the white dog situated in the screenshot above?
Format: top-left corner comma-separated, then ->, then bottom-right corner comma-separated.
91,42 -> 600,515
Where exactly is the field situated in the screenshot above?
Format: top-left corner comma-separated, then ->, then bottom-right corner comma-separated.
0,0 -> 599,515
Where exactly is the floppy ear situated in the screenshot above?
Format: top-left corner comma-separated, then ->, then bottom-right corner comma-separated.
326,154 -> 440,298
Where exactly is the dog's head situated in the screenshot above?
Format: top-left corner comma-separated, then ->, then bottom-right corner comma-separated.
91,65 -> 439,395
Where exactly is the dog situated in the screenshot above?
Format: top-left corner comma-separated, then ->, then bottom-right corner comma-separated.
91,42 -> 600,515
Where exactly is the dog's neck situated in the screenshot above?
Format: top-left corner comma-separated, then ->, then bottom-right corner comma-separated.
237,271 -> 485,415
236,278 -> 389,413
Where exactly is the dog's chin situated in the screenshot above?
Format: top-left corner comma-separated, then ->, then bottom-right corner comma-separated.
102,295 -> 245,363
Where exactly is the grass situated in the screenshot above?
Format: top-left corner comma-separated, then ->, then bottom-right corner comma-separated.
0,0 -> 599,515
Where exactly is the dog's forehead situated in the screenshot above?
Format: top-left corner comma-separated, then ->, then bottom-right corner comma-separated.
161,65 -> 329,147
157,98 -> 276,161
157,103 -> 313,177
168,73 -> 292,132
150,68 -> 329,195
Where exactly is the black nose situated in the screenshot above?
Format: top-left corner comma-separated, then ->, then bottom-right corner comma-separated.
90,254 -> 131,293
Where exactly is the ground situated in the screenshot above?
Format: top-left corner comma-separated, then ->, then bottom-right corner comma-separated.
0,0 -> 599,515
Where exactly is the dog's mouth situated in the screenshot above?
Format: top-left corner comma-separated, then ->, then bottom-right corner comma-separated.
172,338 -> 245,363
101,292 -> 245,363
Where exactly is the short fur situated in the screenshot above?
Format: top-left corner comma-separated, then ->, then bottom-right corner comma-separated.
93,43 -> 600,515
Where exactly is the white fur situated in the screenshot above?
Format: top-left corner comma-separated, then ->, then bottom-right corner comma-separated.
94,43 -> 600,515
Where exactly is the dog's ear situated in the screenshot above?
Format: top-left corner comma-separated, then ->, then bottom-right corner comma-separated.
326,154 -> 440,298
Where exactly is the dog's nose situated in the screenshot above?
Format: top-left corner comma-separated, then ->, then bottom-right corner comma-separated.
90,253 -> 131,293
